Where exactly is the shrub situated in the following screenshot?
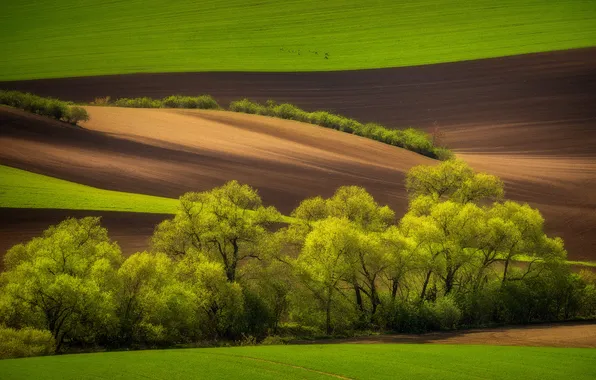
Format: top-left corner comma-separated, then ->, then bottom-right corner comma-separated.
113,97 -> 161,108
0,90 -> 89,125
431,296 -> 462,330
0,326 -> 55,359
161,95 -> 220,109
63,106 -> 89,124
229,98 -> 268,115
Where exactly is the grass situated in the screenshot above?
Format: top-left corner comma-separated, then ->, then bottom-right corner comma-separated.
0,165 -> 296,223
0,165 -> 178,214
0,344 -> 595,379
1,0 -> 595,80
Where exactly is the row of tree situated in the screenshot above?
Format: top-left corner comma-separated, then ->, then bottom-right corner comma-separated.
1,160 -> 595,355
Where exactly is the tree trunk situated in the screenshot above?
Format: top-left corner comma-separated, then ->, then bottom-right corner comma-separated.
353,282 -> 364,313
444,270 -> 455,295
391,279 -> 399,302
502,258 -> 510,285
420,270 -> 432,300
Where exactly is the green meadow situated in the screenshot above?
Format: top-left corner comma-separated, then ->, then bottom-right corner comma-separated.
1,0 -> 595,80
0,165 -> 178,214
1,344 -> 595,380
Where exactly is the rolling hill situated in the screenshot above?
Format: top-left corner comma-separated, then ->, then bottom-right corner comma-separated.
1,0 -> 595,80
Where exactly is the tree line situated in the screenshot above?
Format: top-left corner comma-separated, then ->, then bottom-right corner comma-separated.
0,90 -> 89,125
1,160 -> 595,358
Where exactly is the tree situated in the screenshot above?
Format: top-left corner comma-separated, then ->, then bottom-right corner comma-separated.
176,254 -> 244,339
0,218 -> 121,352
487,202 -> 566,283
380,226 -> 418,302
116,252 -> 195,345
406,159 -> 503,203
152,181 -> 281,282
294,217 -> 355,334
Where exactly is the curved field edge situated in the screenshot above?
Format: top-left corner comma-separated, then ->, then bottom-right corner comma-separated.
0,165 -> 296,222
0,165 -> 178,214
2,0 -> 596,80
1,164 -> 595,269
1,344 -> 595,380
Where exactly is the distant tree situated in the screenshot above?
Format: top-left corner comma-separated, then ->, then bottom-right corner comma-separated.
0,218 -> 121,352
406,159 -> 504,203
402,160 -> 565,297
152,181 -> 281,282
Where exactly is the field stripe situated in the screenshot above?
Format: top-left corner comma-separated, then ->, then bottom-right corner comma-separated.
202,351 -> 354,379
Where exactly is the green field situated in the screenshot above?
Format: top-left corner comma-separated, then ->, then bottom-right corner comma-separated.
0,165 -> 178,214
1,0 -> 595,80
0,344 -> 595,380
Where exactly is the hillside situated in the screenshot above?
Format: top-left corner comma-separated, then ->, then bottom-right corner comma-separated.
1,1 -> 595,80
0,105 -> 434,255
3,49 -> 595,259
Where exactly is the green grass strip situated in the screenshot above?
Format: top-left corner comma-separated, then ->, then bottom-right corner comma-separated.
0,344 -> 595,380
0,165 -> 296,223
1,0 -> 595,80
0,165 -> 178,214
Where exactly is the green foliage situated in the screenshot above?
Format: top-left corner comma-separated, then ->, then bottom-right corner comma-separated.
63,106 -> 90,124
0,326 -> 55,359
0,218 -> 122,352
112,95 -> 221,109
161,95 -> 220,109
0,90 -> 89,125
2,0 -> 596,80
0,165 -> 179,214
113,97 -> 161,108
228,99 -> 450,159
406,159 -> 504,202
1,162 -> 594,356
152,180 -> 282,282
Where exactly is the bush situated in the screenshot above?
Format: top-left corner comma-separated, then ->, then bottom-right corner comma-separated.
161,95 -> 220,109
0,90 -> 90,125
63,106 -> 90,124
431,296 -> 462,330
113,97 -> 161,108
0,326 -> 55,359
229,98 -> 268,115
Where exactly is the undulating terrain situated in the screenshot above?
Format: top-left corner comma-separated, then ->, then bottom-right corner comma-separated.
1,1 -> 596,376
2,49 -> 595,259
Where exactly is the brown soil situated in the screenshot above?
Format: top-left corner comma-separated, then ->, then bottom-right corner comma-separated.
0,106 -> 434,255
299,322 -> 596,348
1,48 -> 595,259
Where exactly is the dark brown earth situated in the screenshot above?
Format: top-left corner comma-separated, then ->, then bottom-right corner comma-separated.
2,48 -> 595,145
0,106 -> 433,257
1,48 -> 595,259
0,208 -> 164,269
298,322 -> 596,348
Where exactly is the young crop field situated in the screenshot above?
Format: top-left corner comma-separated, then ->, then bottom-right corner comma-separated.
0,165 -> 178,214
0,344 -> 595,380
1,0 -> 595,80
